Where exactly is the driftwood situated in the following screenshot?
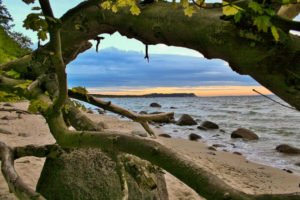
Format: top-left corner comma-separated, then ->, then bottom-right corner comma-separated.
68,89 -> 174,137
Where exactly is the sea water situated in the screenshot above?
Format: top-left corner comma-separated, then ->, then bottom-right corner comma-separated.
83,96 -> 300,174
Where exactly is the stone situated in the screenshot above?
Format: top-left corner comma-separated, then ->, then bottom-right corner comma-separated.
150,103 -> 161,108
173,130 -> 178,133
207,152 -> 216,156
212,134 -> 220,137
1,116 -> 18,120
275,144 -> 300,154
176,114 -> 197,126
3,103 -> 13,107
0,128 -> 13,135
212,144 -> 226,148
220,129 -> 226,133
87,109 -> 94,114
170,107 -> 177,109
96,109 -> 105,114
132,130 -> 147,137
197,126 -> 208,131
158,133 -> 171,138
201,121 -> 219,129
233,152 -> 242,155
231,128 -> 259,140
283,169 -> 293,173
189,133 -> 202,141
295,162 -> 300,167
37,149 -> 168,200
139,111 -> 148,114
207,146 -> 216,151
18,133 -> 30,137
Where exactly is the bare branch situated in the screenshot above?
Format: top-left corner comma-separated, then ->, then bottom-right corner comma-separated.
68,89 -> 174,136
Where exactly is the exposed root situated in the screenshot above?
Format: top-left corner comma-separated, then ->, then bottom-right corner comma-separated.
0,142 -> 49,200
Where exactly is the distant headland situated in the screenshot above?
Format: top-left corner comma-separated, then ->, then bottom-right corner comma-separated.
91,93 -> 197,98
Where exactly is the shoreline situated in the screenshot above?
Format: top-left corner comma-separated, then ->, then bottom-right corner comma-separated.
0,101 -> 299,199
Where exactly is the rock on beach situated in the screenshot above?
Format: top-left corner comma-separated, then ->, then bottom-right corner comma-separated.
176,114 -> 197,126
231,128 -> 259,140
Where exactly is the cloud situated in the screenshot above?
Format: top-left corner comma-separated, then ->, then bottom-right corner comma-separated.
67,48 -> 258,89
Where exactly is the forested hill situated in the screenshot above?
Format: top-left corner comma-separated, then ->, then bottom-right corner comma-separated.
0,27 -> 28,64
92,93 -> 197,98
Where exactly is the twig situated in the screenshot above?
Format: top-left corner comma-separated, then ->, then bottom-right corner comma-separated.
252,89 -> 297,111
144,44 -> 149,62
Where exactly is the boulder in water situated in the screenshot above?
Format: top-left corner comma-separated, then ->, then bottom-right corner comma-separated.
276,144 -> 300,154
176,114 -> 197,126
201,121 -> 219,129
150,103 -> 161,108
231,128 -> 259,140
139,111 -> 148,114
189,133 -> 202,141
197,126 -> 208,131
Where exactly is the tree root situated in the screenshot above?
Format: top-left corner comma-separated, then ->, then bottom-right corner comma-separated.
68,89 -> 174,137
0,142 -> 56,200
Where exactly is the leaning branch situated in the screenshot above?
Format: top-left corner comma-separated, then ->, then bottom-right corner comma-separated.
68,89 -> 174,136
0,142 -> 46,200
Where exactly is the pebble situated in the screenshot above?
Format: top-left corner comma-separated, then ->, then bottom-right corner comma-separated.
158,133 -> 171,138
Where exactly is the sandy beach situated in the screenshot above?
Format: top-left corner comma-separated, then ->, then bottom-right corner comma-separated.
0,101 -> 299,200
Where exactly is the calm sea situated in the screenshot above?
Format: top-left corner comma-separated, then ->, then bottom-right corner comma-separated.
83,96 -> 300,174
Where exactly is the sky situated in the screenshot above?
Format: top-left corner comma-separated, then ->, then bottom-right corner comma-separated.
2,0 -> 289,96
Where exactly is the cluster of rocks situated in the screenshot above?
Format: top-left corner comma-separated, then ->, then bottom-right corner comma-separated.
142,102 -> 300,167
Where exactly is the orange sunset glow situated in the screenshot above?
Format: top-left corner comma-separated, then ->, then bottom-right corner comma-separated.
88,85 -> 273,96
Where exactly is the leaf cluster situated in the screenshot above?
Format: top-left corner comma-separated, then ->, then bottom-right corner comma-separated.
222,0 -> 279,41
101,0 -> 141,15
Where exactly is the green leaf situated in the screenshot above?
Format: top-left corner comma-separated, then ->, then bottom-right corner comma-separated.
180,0 -> 189,8
222,1 -> 243,16
264,9 -> 275,16
38,30 -> 48,41
28,99 -> 48,113
101,1 -> 112,10
248,1 -> 263,15
271,26 -> 279,41
112,5 -> 118,13
234,12 -> 242,23
130,5 -> 141,15
64,104 -> 70,114
5,70 -> 20,79
253,15 -> 271,32
184,6 -> 196,17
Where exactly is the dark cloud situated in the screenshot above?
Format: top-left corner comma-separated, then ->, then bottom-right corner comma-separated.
67,48 -> 258,88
